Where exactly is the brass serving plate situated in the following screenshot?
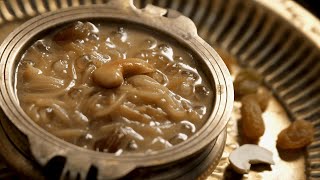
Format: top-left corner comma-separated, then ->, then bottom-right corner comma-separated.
0,0 -> 319,179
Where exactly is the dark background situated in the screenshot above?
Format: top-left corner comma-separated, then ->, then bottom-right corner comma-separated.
295,0 -> 320,18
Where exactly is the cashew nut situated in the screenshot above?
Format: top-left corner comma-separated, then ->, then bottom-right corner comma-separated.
92,58 -> 155,88
229,144 -> 275,174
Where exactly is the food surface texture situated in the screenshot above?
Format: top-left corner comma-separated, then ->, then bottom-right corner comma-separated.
16,21 -> 214,154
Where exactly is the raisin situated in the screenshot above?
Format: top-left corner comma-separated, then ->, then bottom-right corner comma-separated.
215,47 -> 234,73
241,95 -> 265,140
277,119 -> 314,150
234,69 -> 262,98
53,21 -> 98,44
93,128 -> 125,153
241,89 -> 271,112
256,88 -> 272,112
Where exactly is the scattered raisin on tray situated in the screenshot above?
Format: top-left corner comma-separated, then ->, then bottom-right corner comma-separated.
256,88 -> 271,112
234,69 -> 262,98
277,119 -> 314,150
242,89 -> 271,113
240,95 -> 265,140
214,47 -> 235,73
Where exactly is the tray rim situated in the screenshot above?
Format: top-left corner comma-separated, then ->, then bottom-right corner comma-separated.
257,0 -> 320,48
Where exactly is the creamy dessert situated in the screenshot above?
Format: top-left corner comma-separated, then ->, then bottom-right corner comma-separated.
16,21 -> 214,154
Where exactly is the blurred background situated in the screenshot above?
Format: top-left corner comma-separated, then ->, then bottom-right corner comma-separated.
295,0 -> 320,18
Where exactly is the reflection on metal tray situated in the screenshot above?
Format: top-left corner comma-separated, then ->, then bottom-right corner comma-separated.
0,0 -> 319,179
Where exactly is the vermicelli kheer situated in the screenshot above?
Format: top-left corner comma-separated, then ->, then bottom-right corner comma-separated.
16,21 -> 214,154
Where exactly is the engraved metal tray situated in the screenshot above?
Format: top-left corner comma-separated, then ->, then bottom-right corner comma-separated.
0,0 -> 319,179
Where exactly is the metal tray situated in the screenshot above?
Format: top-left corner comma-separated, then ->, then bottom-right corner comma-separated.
0,0 -> 319,179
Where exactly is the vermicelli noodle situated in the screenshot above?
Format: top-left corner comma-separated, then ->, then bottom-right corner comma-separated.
16,21 -> 214,154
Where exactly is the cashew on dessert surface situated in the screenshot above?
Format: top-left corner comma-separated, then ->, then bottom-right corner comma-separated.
93,58 -> 155,89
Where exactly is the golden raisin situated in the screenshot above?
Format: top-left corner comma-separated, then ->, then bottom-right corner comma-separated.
215,47 -> 235,73
53,21 -> 98,44
240,95 -> 265,140
243,89 -> 271,112
234,69 -> 262,98
256,88 -> 272,112
277,119 -> 314,150
94,127 -> 126,153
